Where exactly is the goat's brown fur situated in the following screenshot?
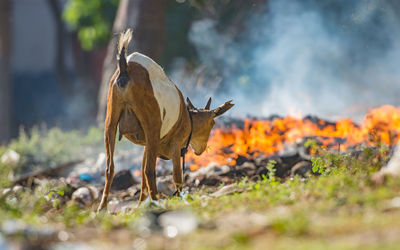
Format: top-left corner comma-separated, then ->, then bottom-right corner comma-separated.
98,29 -> 234,211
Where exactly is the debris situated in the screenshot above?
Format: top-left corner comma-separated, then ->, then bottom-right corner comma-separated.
290,161 -> 312,177
372,143 -> 400,185
0,233 -> 9,250
210,184 -> 244,197
57,230 -> 69,242
2,220 -> 57,248
72,186 -> 99,207
156,176 -> 174,196
1,149 -> 20,167
79,173 -> 94,182
52,242 -> 94,250
12,185 -> 24,193
132,238 -> 147,250
158,211 -> 198,237
111,169 -> 137,191
12,160 -> 82,185
383,196 -> 400,211
236,162 -> 257,177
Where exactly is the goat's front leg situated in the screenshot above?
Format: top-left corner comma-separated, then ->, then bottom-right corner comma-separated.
172,150 -> 183,195
97,87 -> 122,212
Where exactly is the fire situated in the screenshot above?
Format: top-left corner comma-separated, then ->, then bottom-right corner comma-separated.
187,105 -> 400,171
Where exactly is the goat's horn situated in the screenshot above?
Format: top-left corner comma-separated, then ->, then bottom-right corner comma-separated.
205,97 -> 212,110
213,100 -> 234,117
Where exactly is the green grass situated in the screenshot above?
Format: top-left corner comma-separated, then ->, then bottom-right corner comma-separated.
0,129 -> 400,249
0,126 -> 136,187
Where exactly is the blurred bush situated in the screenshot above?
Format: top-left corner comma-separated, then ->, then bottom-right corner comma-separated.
63,0 -> 120,50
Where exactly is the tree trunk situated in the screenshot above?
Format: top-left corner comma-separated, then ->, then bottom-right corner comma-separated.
96,0 -> 168,124
46,0 -> 72,95
0,0 -> 12,143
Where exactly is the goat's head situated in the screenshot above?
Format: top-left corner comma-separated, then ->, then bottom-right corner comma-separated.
187,97 -> 234,155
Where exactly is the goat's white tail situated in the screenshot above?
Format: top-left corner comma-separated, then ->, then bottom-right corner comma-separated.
117,29 -> 132,60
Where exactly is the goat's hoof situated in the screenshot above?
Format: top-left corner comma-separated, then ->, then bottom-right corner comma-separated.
97,204 -> 107,213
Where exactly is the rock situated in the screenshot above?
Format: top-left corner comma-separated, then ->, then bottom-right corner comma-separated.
210,184 -> 244,197
12,185 -> 24,193
236,162 -> 257,176
372,143 -> 400,185
290,161 -> 312,177
2,188 -> 11,196
72,186 -> 98,207
1,149 -> 20,167
0,233 -> 9,250
235,155 -> 249,166
2,220 -> 57,248
158,211 -> 198,237
111,169 -> 137,191
254,155 -> 281,167
279,151 -> 301,166
52,242 -> 93,250
256,166 -> 269,177
157,176 -> 174,196
94,153 -> 106,170
156,160 -> 172,177
139,198 -> 166,210
384,196 -> 400,211
194,164 -> 231,179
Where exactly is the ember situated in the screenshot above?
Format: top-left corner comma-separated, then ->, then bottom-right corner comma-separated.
187,105 -> 400,171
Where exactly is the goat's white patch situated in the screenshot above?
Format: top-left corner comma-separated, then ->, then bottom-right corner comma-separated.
128,52 -> 180,138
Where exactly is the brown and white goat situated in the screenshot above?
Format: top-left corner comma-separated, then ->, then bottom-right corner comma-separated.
97,29 -> 234,211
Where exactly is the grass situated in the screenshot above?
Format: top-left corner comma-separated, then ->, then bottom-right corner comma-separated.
0,126 -> 135,186
0,128 -> 400,249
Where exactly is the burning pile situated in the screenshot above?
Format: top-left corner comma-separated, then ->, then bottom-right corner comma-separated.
187,105 -> 400,171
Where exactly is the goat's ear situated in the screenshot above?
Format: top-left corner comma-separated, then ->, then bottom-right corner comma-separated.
213,100 -> 234,117
187,97 -> 195,110
205,97 -> 212,110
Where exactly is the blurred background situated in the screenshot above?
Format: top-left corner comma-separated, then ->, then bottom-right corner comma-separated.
1,0 -> 400,144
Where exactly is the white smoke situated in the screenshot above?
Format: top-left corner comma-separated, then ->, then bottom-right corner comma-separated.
171,0 -> 400,122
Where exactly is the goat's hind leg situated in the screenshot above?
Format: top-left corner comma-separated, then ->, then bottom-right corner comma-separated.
97,84 -> 122,212
138,147 -> 148,204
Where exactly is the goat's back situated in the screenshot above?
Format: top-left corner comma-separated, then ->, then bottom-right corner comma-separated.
127,52 -> 181,138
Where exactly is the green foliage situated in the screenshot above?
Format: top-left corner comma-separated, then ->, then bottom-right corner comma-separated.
63,0 -> 119,51
310,144 -> 390,176
271,210 -> 310,236
266,160 -> 277,182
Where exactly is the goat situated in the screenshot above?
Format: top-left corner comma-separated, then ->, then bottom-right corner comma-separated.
97,29 -> 234,211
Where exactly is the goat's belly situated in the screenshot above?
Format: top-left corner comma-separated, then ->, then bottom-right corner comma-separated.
118,110 -> 145,145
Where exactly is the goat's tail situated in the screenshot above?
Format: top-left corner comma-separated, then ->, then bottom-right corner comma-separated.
117,29 -> 132,61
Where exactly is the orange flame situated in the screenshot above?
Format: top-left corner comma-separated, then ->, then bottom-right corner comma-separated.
187,105 -> 400,171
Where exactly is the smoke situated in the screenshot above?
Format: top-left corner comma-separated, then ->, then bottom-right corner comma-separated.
171,0 -> 400,122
